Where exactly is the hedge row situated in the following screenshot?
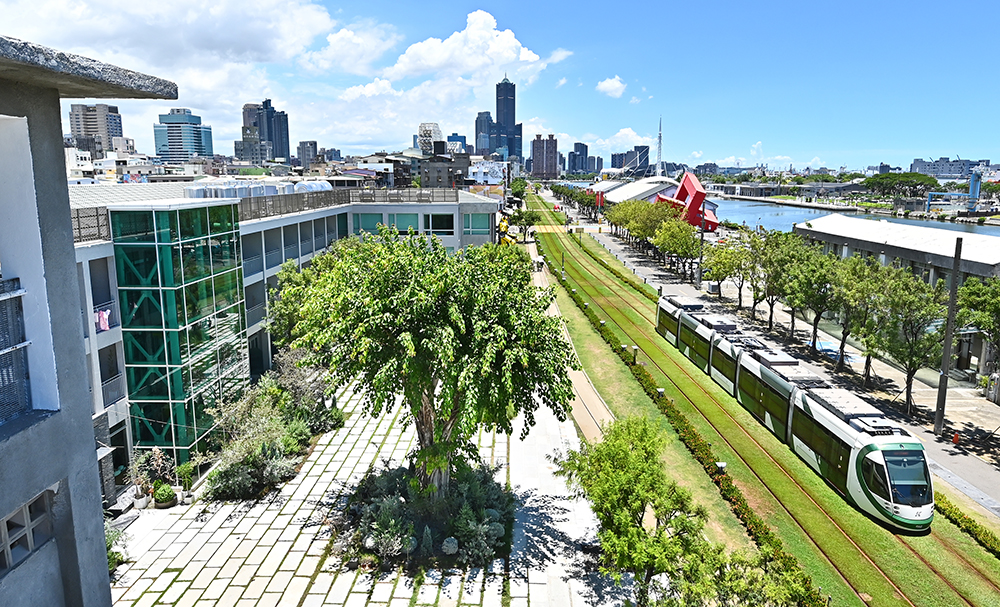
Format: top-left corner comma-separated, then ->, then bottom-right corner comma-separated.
537,239 -> 824,606
935,492 -> 1000,560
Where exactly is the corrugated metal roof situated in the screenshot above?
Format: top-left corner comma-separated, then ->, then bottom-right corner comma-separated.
605,176 -> 679,204
796,213 -> 1000,267
68,182 -> 198,208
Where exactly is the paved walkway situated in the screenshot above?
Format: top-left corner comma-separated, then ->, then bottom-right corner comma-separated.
112,378 -> 621,606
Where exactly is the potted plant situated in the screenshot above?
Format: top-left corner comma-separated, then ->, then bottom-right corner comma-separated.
175,461 -> 194,498
128,451 -> 152,510
153,483 -> 177,509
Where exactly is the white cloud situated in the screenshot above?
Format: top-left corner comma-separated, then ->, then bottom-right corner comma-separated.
750,141 -> 763,157
300,21 -> 403,75
4,0 -> 334,67
596,75 -> 626,98
585,127 -> 655,156
339,78 -> 401,101
556,77 -> 567,88
629,96 -> 641,104
382,11 -> 567,84
691,151 -> 703,159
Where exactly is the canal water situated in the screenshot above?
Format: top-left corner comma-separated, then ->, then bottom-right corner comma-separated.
713,198 -> 1000,237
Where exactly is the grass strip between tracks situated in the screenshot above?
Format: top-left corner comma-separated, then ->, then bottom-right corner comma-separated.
536,235 -> 827,607
539,230 -> 1000,607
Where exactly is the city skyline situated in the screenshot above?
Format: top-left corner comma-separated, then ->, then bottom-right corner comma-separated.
6,1 -> 999,169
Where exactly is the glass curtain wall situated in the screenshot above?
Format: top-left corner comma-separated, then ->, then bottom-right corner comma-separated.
112,203 -> 249,463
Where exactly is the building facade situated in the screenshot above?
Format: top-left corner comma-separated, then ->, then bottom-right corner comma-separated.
69,183 -> 501,506
910,157 -> 989,178
68,103 -> 123,159
244,100 -> 289,162
297,141 -> 318,169
530,134 -> 558,179
0,34 -> 177,606
154,108 -> 213,163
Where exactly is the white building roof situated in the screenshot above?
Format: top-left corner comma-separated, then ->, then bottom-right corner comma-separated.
796,213 -> 1000,271
605,176 -> 679,204
68,182 -> 198,208
590,180 -> 627,193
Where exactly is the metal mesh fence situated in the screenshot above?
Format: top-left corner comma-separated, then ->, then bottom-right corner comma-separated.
71,207 -> 111,243
0,278 -> 30,424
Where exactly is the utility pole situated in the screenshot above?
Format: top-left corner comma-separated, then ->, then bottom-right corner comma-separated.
935,237 -> 963,435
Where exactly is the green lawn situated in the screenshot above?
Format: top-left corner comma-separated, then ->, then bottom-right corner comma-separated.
552,280 -> 755,552
541,231 -> 1000,607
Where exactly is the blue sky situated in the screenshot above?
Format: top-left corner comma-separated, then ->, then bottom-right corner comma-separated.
5,1 -> 997,170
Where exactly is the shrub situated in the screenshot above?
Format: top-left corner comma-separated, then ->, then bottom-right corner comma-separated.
282,419 -> 311,455
153,484 -> 176,504
347,462 -> 513,567
978,217 -> 986,225
935,492 -> 1000,559
203,442 -> 297,501
175,461 -> 194,492
105,518 -> 128,572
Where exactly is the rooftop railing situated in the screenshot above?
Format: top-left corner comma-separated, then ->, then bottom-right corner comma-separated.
71,188 -> 463,243
0,277 -> 31,425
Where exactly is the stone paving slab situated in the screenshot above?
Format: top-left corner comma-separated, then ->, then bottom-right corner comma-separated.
113,370 -> 627,607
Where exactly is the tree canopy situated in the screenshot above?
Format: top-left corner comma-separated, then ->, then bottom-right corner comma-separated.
555,417 -> 801,607
862,172 -> 939,198
270,228 -> 578,495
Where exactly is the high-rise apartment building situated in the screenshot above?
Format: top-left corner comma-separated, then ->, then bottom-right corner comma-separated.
611,152 -> 625,169
234,126 -> 272,165
242,100 -> 289,162
68,104 -> 123,159
153,108 -> 213,163
297,141 -> 318,169
475,111 -> 493,154
530,134 -> 558,179
417,122 -> 444,155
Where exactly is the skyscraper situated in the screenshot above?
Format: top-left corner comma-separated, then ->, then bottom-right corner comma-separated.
153,108 -> 213,163
243,99 -> 290,162
68,103 -> 123,159
495,76 -> 523,162
475,111 -> 493,153
496,76 -> 515,136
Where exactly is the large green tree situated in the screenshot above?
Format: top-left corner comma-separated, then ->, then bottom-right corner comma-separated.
555,418 -> 800,607
509,208 -> 542,242
702,236 -> 752,308
652,217 -> 702,279
785,246 -> 841,353
270,228 -> 578,495
878,270 -> 947,415
832,255 -> 885,373
863,172 -> 938,198
958,277 -> 1000,371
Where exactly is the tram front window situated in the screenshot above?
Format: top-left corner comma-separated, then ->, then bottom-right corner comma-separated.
884,450 -> 932,506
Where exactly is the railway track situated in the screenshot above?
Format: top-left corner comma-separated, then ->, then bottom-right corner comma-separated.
536,224 -> 1000,607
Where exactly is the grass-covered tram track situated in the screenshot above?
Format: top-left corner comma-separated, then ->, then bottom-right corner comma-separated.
537,229 -> 1000,607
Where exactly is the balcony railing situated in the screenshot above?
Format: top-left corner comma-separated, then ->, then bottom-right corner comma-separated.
236,188 -> 459,222
101,374 -> 126,408
243,254 -> 263,276
283,243 -> 298,261
300,237 -> 313,255
71,207 -> 111,243
93,300 -> 119,334
1,277 -> 31,425
246,303 -> 266,328
264,248 -> 282,269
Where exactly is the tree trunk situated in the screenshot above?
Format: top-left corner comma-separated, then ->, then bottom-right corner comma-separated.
811,313 -> 823,356
836,327 -> 850,372
788,307 -> 797,340
414,385 -> 451,498
863,355 -> 873,388
768,301 -> 775,330
736,282 -> 744,309
905,370 -> 916,417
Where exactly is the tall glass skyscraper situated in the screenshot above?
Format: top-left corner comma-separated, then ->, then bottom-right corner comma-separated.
111,200 -> 248,463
